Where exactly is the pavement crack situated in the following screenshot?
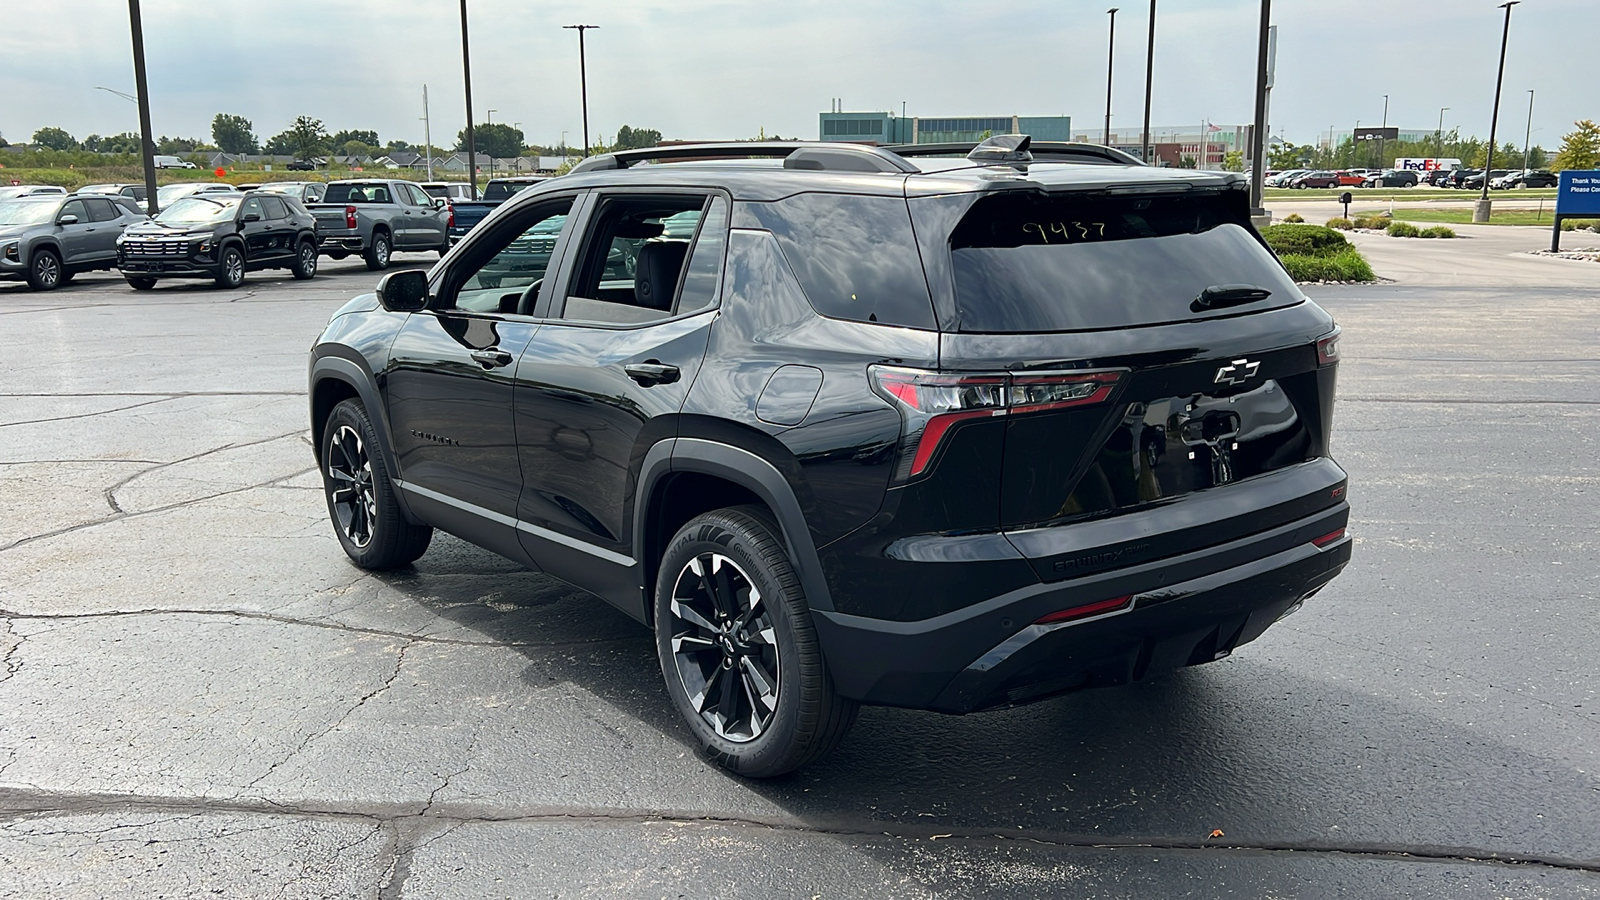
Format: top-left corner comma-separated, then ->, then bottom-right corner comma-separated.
0,618 -> 23,686
0,396 -> 178,429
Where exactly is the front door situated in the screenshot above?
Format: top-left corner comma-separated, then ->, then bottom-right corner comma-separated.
512,191 -> 729,598
55,199 -> 95,265
381,193 -> 581,563
236,196 -> 275,263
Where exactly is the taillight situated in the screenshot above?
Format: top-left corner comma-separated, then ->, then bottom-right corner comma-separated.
870,366 -> 1124,481
345,206 -> 358,229
1311,527 -> 1346,548
1035,595 -> 1132,625
447,204 -> 455,229
1317,328 -> 1341,366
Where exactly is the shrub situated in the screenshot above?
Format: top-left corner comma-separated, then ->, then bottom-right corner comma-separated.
1560,219 -> 1600,232
1325,217 -> 1354,230
1260,223 -> 1350,258
1281,213 -> 1304,223
1419,225 -> 1456,239
1386,221 -> 1422,238
1352,214 -> 1390,230
1278,247 -> 1376,283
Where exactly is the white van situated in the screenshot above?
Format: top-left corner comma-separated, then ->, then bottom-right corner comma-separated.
153,155 -> 199,169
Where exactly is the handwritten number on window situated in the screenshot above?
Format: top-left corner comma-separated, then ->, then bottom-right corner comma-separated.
1022,222 -> 1108,243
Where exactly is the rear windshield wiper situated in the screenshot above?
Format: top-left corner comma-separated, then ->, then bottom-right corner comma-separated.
1192,284 -> 1272,313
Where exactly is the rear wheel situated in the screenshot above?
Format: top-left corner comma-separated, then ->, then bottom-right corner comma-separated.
363,232 -> 391,271
214,244 -> 245,288
27,249 -> 62,291
319,399 -> 432,569
125,276 -> 157,291
655,506 -> 857,778
291,240 -> 318,280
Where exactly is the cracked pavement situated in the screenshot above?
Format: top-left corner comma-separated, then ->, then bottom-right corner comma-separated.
1,249 -> 1598,898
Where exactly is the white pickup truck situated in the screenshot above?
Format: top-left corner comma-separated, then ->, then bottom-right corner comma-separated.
306,179 -> 450,270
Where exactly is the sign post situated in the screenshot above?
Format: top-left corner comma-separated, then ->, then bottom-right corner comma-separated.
1551,170 -> 1600,252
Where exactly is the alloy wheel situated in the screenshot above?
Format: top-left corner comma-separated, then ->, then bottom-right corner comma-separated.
224,250 -> 244,285
299,244 -> 317,275
667,552 -> 780,743
34,254 -> 60,288
326,424 -> 377,548
375,238 -> 390,266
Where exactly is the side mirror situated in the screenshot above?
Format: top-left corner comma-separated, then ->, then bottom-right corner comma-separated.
376,269 -> 430,312
57,214 -> 80,225
434,198 -> 447,210
241,212 -> 262,223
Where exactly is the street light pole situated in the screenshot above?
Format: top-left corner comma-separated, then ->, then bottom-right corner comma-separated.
459,0 -> 479,200
1141,0 -> 1156,163
1475,0 -> 1518,223
1522,89 -> 1534,173
563,25 -> 599,156
124,0 -> 159,215
1104,8 -> 1118,147
422,84 -> 433,181
1248,0 -> 1271,220
1377,94 -> 1389,170
1437,106 -> 1449,159
486,109 -> 496,180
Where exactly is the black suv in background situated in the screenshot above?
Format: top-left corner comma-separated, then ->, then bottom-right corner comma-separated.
118,192 -> 319,289
308,137 -> 1350,777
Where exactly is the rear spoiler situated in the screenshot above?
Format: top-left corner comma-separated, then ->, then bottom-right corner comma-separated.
885,139 -> 1145,167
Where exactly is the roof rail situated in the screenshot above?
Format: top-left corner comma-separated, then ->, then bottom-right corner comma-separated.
884,140 -> 1146,167
568,142 -> 920,175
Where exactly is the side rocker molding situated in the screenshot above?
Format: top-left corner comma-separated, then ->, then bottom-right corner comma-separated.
308,354 -> 418,523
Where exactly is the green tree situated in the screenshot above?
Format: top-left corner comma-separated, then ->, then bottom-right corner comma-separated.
331,129 -> 380,149
265,116 -> 330,160
211,113 -> 258,154
614,125 -> 662,150
342,140 -> 375,157
1178,155 -> 1197,169
456,122 -> 523,159
1268,143 -> 1307,169
156,135 -> 201,154
1468,141 -> 1520,169
1552,120 -> 1600,171
383,139 -> 414,156
31,127 -> 79,151
1221,150 -> 1244,172
97,132 -> 142,154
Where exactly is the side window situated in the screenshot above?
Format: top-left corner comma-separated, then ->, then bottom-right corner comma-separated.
86,198 -> 120,222
677,196 -> 729,315
60,200 -> 88,223
304,184 -> 325,203
241,197 -> 265,220
447,197 -> 575,315
400,183 -> 422,206
559,194 -> 708,326
259,196 -> 288,219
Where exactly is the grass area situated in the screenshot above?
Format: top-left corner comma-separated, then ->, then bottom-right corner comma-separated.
1368,206 -> 1600,229
0,164 -> 476,191
1263,186 -> 1558,201
1259,223 -> 1376,283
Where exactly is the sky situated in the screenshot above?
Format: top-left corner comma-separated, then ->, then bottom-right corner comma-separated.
1,0 -> 1594,153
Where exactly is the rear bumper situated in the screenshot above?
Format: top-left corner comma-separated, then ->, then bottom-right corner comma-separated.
318,235 -> 366,252
812,503 -> 1350,713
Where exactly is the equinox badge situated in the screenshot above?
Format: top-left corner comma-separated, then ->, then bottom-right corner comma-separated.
1214,359 -> 1261,386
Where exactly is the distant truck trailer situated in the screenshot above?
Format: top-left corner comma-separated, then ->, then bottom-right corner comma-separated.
1395,157 -> 1462,172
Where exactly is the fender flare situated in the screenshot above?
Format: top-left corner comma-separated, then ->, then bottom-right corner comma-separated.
637,437 -> 834,613
308,354 -> 418,522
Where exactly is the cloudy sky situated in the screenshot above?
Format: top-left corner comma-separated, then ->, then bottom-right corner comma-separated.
1,0 -> 1593,151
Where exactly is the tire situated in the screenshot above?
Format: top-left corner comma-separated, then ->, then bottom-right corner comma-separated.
125,276 -> 157,291
319,399 -> 432,569
291,240 -> 318,280
437,240 -> 451,258
214,244 -> 245,289
655,506 -> 858,778
26,249 -> 63,291
363,232 -> 391,271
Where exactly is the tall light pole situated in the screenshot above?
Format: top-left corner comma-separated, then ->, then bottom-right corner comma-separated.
1475,0 -> 1518,223
564,25 -> 599,156
1248,0 -> 1271,220
123,1 -> 159,215
458,0 -> 479,200
1104,8 -> 1118,147
1141,0 -> 1156,163
1377,94 -> 1389,170
486,108 -> 497,180
1437,106 -> 1449,159
1522,89 -> 1534,173
421,84 -> 434,181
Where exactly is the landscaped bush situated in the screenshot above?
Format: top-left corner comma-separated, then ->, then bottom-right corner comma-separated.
1278,247 -> 1376,282
1352,214 -> 1390,230
1419,225 -> 1456,239
1325,217 -> 1354,230
1259,223 -> 1375,282
1560,219 -> 1600,232
1282,213 -> 1304,223
1386,221 -> 1422,238
1260,223 -> 1351,257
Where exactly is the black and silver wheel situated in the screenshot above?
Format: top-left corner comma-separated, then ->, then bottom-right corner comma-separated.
214,244 -> 245,288
27,249 -> 62,291
125,276 -> 157,291
655,506 -> 857,777
320,399 -> 432,568
363,232 -> 391,271
291,241 -> 318,280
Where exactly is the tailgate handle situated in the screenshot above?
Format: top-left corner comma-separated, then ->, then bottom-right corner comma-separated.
1193,284 -> 1272,312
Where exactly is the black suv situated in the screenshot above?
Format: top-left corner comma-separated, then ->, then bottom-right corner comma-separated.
118,192 -> 319,289
308,137 -> 1350,777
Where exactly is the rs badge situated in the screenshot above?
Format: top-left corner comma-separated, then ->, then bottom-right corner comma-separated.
1214,359 -> 1261,386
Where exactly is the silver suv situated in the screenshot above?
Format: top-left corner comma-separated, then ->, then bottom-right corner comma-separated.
0,194 -> 147,290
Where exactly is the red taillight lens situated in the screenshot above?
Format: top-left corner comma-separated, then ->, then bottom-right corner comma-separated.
870,366 -> 1124,480
447,204 -> 455,229
345,205 -> 358,229
1312,527 -> 1346,548
1035,595 -> 1132,625
1317,329 -> 1341,366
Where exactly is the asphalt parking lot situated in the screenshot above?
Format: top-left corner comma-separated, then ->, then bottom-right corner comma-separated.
2,236 -> 1599,898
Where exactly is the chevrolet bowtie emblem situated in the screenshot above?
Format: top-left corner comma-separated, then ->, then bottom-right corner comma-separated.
1214,359 -> 1261,386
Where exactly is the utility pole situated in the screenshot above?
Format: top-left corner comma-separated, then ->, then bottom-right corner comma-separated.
125,0 -> 159,215
422,84 -> 434,181
459,0 -> 479,200
1378,94 -> 1389,170
1141,0 -> 1155,163
1248,0 -> 1271,222
1104,8 -> 1118,147
563,25 -> 599,156
486,109 -> 496,181
1522,89 -> 1534,173
1437,107 -> 1449,159
1475,0 -> 1518,223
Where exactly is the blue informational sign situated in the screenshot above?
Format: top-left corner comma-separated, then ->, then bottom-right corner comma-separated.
1556,170 -> 1600,216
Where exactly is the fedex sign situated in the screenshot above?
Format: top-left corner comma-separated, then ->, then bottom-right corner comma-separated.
1395,158 -> 1461,172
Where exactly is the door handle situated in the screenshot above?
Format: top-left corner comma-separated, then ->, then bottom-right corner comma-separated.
470,348 -> 514,369
623,361 -> 680,387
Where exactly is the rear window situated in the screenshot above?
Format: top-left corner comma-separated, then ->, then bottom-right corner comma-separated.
323,183 -> 392,204
483,181 -> 539,202
947,191 -> 1300,333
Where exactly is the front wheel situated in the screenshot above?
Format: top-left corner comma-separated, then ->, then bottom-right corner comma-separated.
655,506 -> 858,778
363,232 -> 391,271
214,245 -> 245,288
319,399 -> 432,569
125,276 -> 157,291
291,241 -> 318,280
27,249 -> 63,291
